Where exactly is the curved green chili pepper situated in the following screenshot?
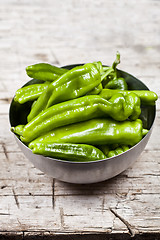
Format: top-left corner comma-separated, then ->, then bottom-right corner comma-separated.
107,145 -> 130,158
11,124 -> 25,136
14,82 -> 50,104
27,62 -> 102,122
104,77 -> 128,90
99,89 -> 158,105
28,118 -> 148,148
29,142 -> 106,162
93,61 -> 104,74
26,63 -> 68,81
20,93 -> 141,143
98,145 -> 110,156
87,83 -> 103,95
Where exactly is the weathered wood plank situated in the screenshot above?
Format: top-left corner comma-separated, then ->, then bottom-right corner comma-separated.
0,0 -> 160,237
0,148 -> 160,233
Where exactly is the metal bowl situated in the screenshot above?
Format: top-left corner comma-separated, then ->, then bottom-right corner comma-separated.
9,65 -> 156,184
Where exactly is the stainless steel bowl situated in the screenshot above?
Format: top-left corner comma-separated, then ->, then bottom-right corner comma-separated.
9,65 -> 156,184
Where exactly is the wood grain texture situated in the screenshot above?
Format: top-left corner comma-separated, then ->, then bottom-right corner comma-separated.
0,0 -> 160,238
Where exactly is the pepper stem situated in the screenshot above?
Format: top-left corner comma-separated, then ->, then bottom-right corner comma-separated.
101,68 -> 114,81
101,52 -> 121,83
102,66 -> 110,71
112,51 -> 120,71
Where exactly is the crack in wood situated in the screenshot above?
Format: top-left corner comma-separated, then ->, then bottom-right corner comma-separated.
12,188 -> 20,209
1,185 -> 7,189
109,207 -> 137,237
60,208 -> 64,230
0,97 -> 12,103
17,218 -> 23,229
142,173 -> 160,176
110,202 -> 119,233
0,213 -> 10,215
51,51 -> 60,65
2,143 -> 9,161
52,179 -> 55,209
101,195 -> 105,214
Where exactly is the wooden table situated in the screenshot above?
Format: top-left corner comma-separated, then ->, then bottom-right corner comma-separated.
0,0 -> 160,239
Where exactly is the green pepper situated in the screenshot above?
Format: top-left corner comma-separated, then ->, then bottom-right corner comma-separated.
20,93 -> 141,143
26,63 -> 68,81
14,81 -> 50,104
11,124 -> 25,136
93,61 -> 104,73
29,142 -> 106,162
99,89 -> 158,105
27,62 -> 102,122
87,83 -> 103,95
99,52 -> 128,90
107,145 -> 130,158
28,118 -> 148,148
97,145 -> 110,156
104,77 -> 128,90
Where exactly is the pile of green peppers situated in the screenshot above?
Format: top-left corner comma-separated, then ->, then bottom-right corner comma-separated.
11,52 -> 158,162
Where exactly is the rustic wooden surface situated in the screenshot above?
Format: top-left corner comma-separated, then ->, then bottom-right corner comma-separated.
0,0 -> 160,239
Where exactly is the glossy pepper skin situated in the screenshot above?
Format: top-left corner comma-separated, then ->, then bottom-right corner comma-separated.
29,142 -> 106,162
14,82 -> 50,104
20,93 -> 141,143
104,77 -> 128,90
28,118 -> 148,148
27,63 -> 102,122
107,145 -> 129,158
26,63 -> 68,81
99,89 -> 158,105
87,83 -> 103,95
11,124 -> 24,136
